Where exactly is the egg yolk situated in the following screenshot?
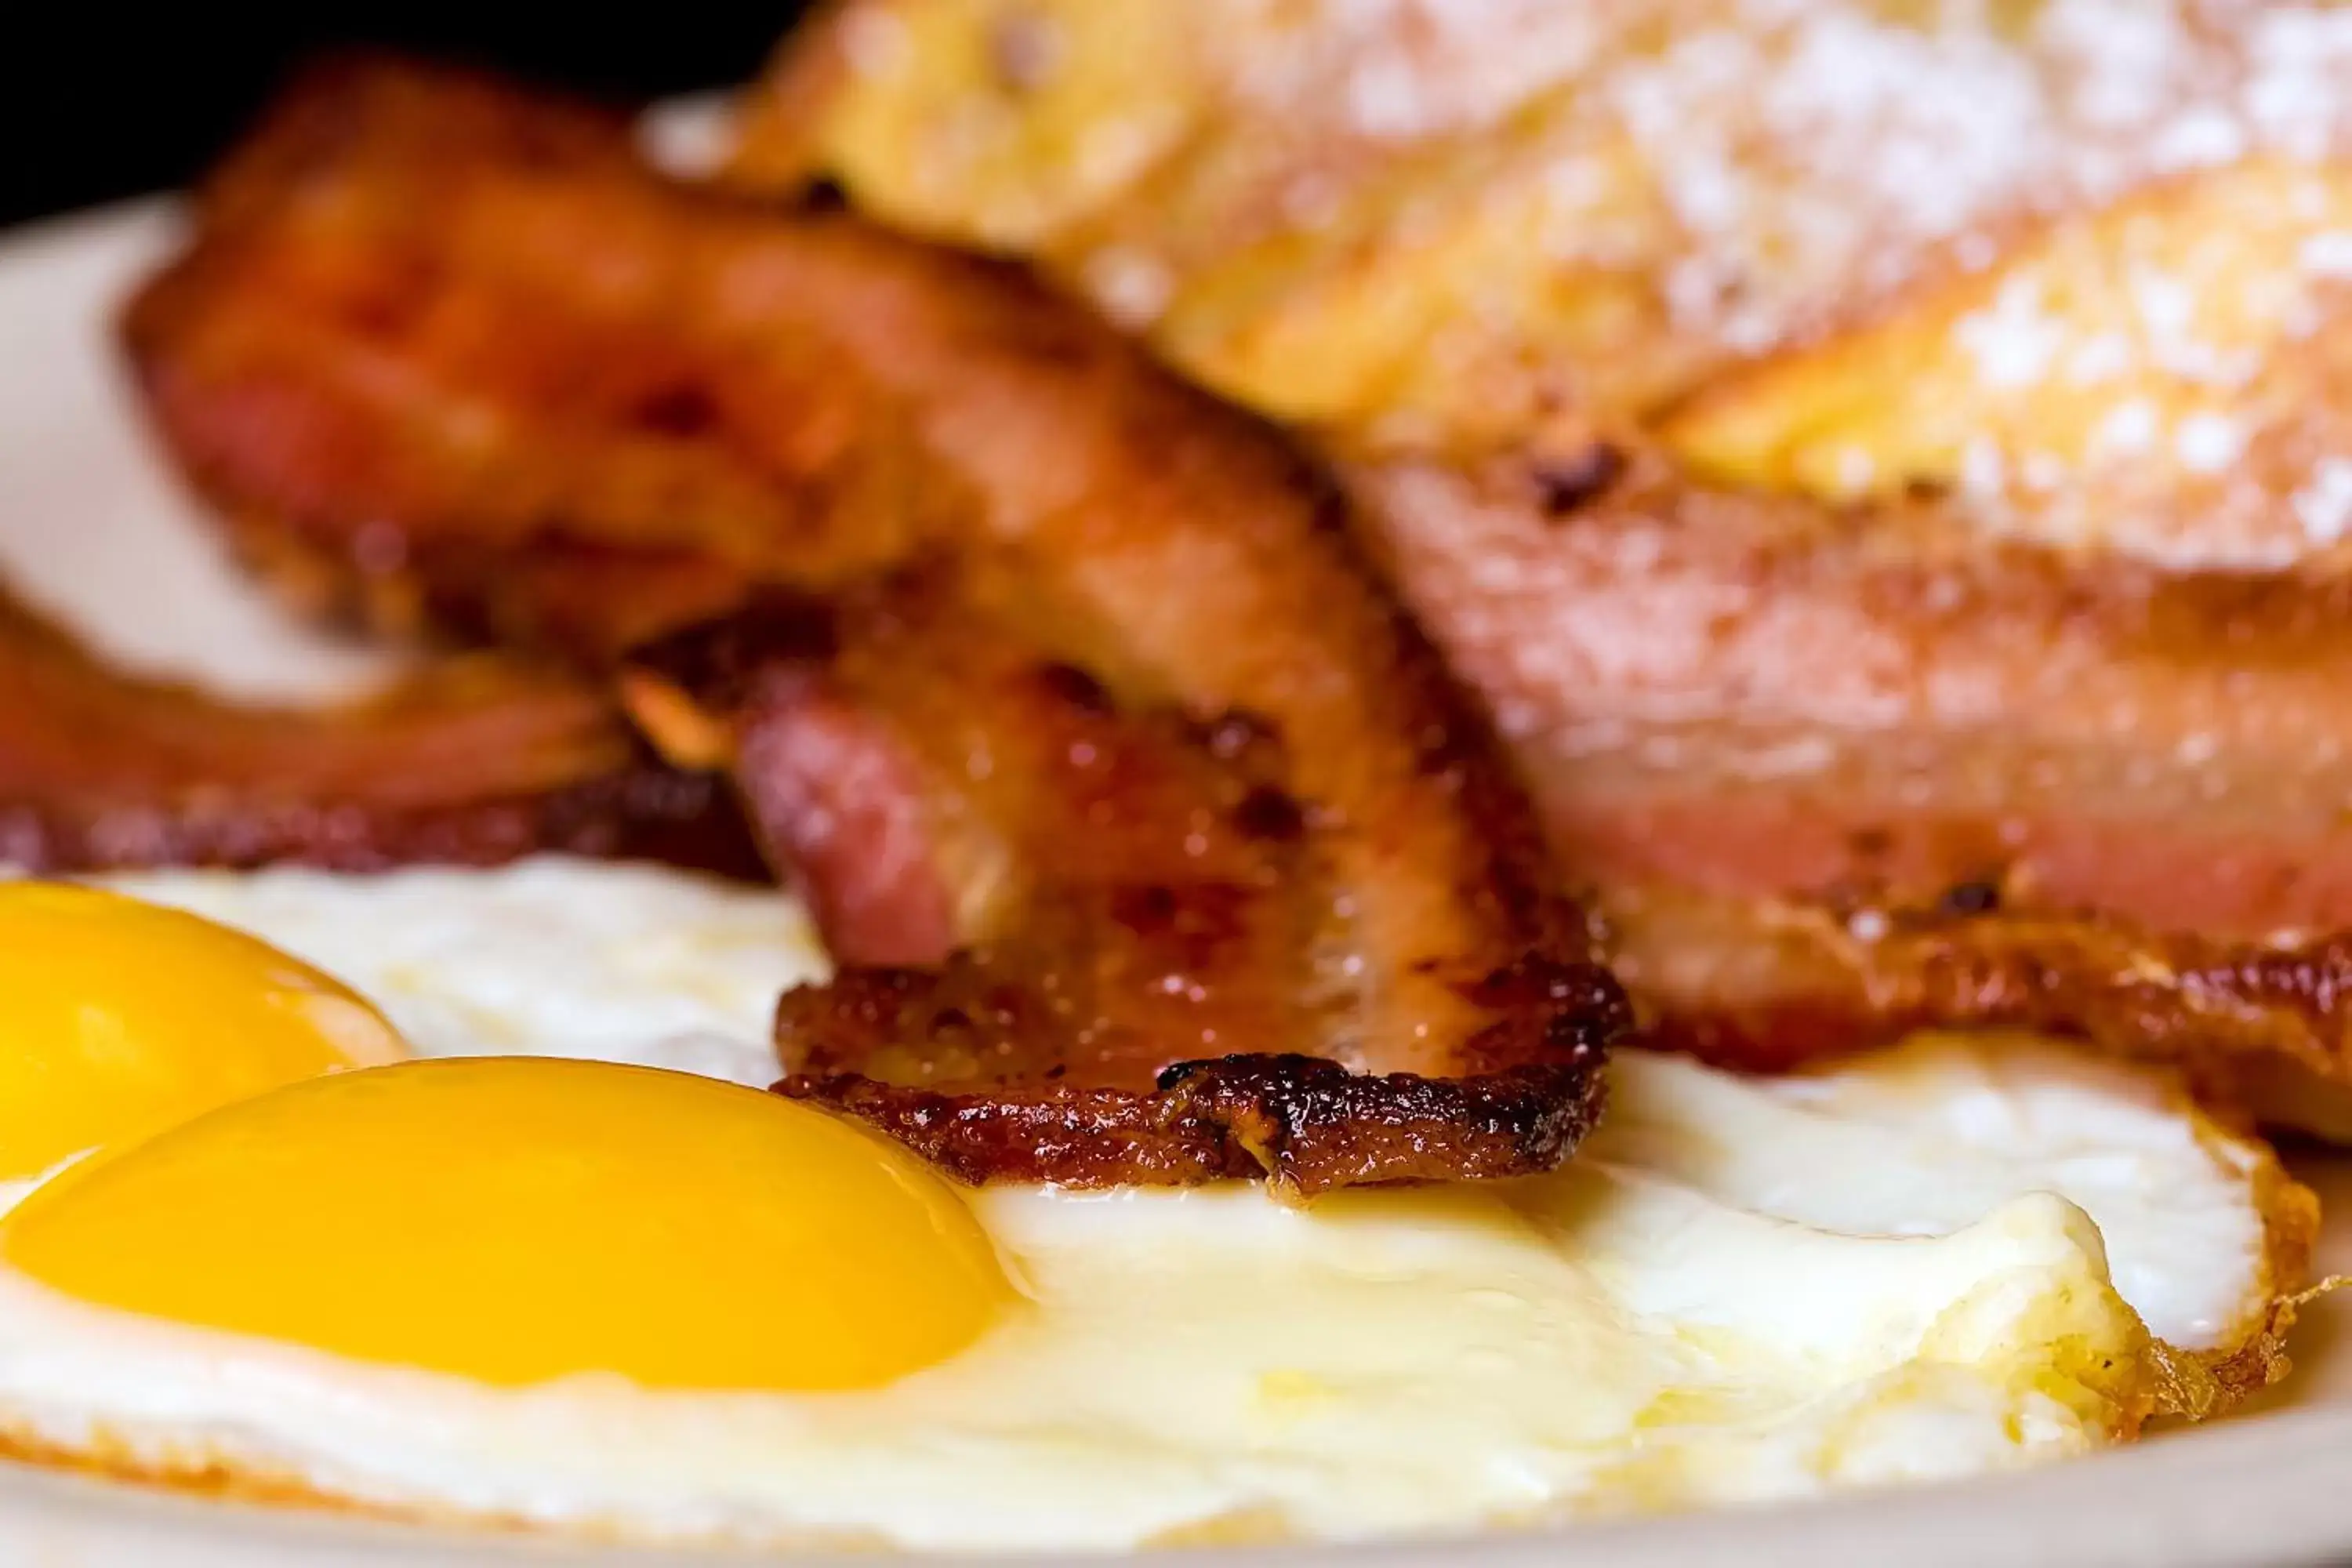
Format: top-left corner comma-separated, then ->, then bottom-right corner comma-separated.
0,883 -> 405,1181
0,1056 -> 1013,1391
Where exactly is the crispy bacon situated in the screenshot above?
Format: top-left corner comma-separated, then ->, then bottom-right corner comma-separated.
1600,885 -> 2352,1093
0,579 -> 757,877
122,59 -> 1626,1197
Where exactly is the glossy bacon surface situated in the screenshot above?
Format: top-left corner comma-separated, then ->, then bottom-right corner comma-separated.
123,60 -> 1626,1196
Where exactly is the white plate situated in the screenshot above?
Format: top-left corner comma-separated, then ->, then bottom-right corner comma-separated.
5,198 -> 2352,1568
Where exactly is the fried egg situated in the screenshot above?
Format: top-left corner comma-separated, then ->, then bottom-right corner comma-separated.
0,867 -> 2302,1552
0,881 -> 404,1196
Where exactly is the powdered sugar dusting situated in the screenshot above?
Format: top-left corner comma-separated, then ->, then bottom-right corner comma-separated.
1207,0 -> 2352,358
1958,279 -> 2071,390
1593,0 -> 2352,354
822,0 -> 2352,561
1229,0 -> 1612,143
2292,456 -> 2352,543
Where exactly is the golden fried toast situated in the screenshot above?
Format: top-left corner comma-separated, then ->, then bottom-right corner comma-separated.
747,0 -> 2352,1115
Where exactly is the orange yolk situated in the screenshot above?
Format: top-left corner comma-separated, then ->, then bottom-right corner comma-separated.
0,883 -> 405,1181
0,1057 -> 1014,1391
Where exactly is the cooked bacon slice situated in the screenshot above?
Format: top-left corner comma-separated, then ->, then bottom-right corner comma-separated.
0,578 -> 755,877
1602,885 -> 2352,1091
1352,454 -> 2352,1097
631,581 -> 1618,1192
122,59 -> 1625,1196
744,0 -> 2352,1122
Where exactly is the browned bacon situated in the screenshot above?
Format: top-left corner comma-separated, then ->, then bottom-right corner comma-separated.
0,578 -> 756,877
1356,454 -> 2352,1098
121,59 -> 1626,1196
739,0 -> 2352,1121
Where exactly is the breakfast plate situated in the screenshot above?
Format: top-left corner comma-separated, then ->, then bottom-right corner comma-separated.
5,184 -> 2352,1568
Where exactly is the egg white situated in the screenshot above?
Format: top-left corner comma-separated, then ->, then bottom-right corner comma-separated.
0,1166 -> 2127,1552
96,859 -> 825,1088
95,862 -> 2276,1348
0,862 -> 2280,1550
1600,1039 -> 2272,1352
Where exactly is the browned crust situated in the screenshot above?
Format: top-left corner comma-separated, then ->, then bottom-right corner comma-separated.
2151,1141 -> 2323,1419
1606,880 -> 2339,1400
0,1422 -> 894,1553
0,1422 -> 409,1526
786,1051 -> 1606,1191
772,967 -> 1613,1195
1599,884 -> 2352,1094
121,57 -> 1628,1198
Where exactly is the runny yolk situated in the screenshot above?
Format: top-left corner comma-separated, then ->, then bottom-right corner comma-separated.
0,883 -> 405,1181
0,1057 -> 1014,1391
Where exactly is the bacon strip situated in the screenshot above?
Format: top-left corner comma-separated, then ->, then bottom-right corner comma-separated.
0,578 -> 757,877
739,0 -> 2352,1120
122,60 -> 1626,1197
1353,455 -> 2352,1096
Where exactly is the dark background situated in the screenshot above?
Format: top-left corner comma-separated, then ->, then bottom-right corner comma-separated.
2,11 -> 817,227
